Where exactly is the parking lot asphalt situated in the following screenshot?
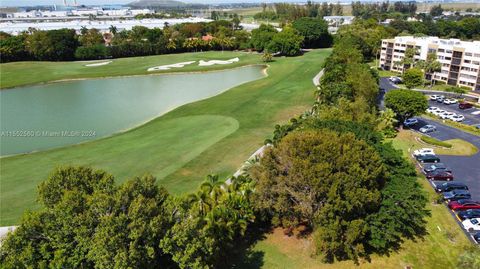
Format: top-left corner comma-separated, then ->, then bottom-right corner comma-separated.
380,77 -> 480,242
427,99 -> 480,127
409,118 -> 480,199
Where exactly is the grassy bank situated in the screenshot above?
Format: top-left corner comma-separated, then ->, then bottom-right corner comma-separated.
389,130 -> 478,157
0,49 -> 331,225
0,51 -> 261,89
234,130 -> 471,269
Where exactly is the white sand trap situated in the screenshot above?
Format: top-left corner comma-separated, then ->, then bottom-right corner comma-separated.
147,61 -> 196,72
85,61 -> 112,67
198,57 -> 239,66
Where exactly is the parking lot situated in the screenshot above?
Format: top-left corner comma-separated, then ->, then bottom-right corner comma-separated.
410,118 -> 480,198
427,99 -> 480,127
379,78 -> 480,242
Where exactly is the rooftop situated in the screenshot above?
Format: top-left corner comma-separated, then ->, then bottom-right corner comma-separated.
390,36 -> 480,52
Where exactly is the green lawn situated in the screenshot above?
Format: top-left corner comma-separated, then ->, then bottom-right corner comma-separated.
0,51 -> 262,89
0,49 -> 331,225
236,131 -> 471,269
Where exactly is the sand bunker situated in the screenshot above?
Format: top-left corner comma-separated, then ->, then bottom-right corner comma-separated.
147,61 -> 196,71
198,57 -> 239,66
85,61 -> 112,67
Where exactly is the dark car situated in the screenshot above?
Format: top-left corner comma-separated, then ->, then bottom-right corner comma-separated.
457,209 -> 480,221
416,154 -> 440,163
424,163 -> 451,174
473,232 -> 480,244
459,102 -> 473,109
443,190 -> 471,201
426,170 -> 453,181
448,199 -> 480,211
435,181 -> 468,193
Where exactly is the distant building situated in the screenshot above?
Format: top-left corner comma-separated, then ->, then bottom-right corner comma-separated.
379,36 -> 480,91
5,8 -> 153,19
323,16 -> 354,34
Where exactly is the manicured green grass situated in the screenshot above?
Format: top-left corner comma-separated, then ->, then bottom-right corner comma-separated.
0,49 -> 331,225
237,131 -> 471,269
0,51 -> 261,89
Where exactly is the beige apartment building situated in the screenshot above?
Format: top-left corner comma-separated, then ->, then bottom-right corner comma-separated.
379,36 -> 480,91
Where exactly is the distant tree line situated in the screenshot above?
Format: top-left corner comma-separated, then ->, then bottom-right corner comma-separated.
254,1 -> 343,22
0,16 -> 333,63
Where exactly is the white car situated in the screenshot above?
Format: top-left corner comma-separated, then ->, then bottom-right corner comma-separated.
449,114 -> 465,122
426,107 -> 440,113
430,95 -> 441,101
432,109 -> 446,116
439,111 -> 455,119
462,218 -> 480,232
413,148 -> 435,157
443,99 -> 458,105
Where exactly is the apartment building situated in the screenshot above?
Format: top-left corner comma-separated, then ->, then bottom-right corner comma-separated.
379,36 -> 480,91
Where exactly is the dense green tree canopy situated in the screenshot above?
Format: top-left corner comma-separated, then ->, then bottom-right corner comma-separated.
384,89 -> 428,122
403,68 -> 424,89
292,17 -> 332,48
252,129 -> 385,261
250,24 -> 278,52
266,27 -> 304,56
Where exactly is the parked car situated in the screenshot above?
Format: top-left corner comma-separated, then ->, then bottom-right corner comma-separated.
473,232 -> 480,244
436,96 -> 446,103
443,98 -> 457,105
459,102 -> 473,109
435,181 -> 467,193
457,209 -> 480,221
403,118 -> 419,127
426,106 -> 440,113
448,199 -> 480,211
439,111 -> 455,119
449,114 -> 465,122
426,170 -> 453,180
462,218 -> 480,232
389,76 -> 402,84
416,154 -> 440,163
432,109 -> 446,116
419,125 -> 436,133
424,163 -> 451,174
443,190 -> 471,201
413,148 -> 435,157
430,95 -> 442,101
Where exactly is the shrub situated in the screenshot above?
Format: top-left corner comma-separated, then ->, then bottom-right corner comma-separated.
420,135 -> 452,148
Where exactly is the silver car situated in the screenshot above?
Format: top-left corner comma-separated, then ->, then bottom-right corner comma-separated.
420,125 -> 436,133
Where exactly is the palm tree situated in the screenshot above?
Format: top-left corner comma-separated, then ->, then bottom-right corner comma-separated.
109,25 -> 117,35
200,174 -> 224,205
187,189 -> 212,216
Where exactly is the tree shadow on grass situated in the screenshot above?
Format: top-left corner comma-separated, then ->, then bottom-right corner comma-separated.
225,222 -> 271,269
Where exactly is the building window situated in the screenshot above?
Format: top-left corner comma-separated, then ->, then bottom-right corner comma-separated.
464,60 -> 471,63
465,52 -> 473,56
438,49 -> 445,52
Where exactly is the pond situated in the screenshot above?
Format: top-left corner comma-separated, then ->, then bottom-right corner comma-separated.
0,65 -> 265,156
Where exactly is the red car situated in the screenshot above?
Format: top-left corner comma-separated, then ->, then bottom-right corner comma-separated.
458,102 -> 473,109
426,170 -> 453,181
448,199 -> 480,211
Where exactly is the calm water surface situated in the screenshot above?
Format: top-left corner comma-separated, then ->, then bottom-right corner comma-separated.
0,65 -> 265,156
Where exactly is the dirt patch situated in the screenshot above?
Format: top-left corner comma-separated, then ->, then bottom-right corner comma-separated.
274,105 -> 311,123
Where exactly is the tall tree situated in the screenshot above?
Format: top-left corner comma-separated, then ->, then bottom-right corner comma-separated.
292,17 -> 332,48
402,67 -> 424,89
384,89 -> 428,122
